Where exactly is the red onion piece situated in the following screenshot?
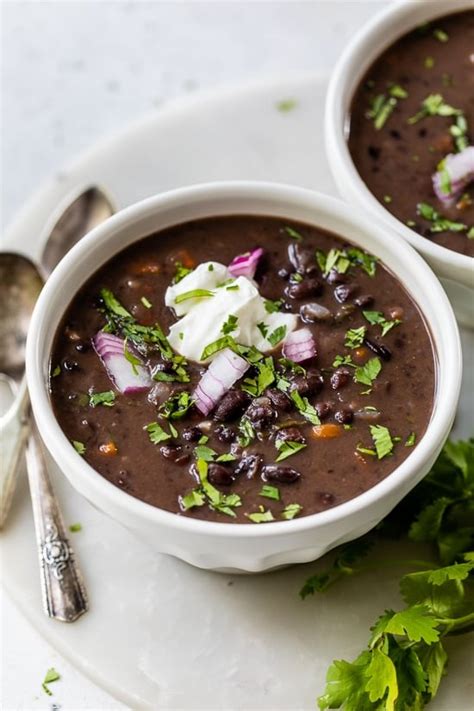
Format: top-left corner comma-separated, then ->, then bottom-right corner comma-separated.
282,328 -> 317,363
433,146 -> 474,206
228,247 -> 264,278
193,348 -> 249,415
92,331 -> 152,394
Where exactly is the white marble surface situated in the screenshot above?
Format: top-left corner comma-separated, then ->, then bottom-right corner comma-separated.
3,1 -> 438,710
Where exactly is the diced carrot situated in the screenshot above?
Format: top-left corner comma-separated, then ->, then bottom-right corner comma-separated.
174,249 -> 196,269
99,441 -> 118,456
311,424 -> 343,439
354,347 -> 369,361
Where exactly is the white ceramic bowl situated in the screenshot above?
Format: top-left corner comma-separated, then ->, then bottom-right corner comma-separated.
325,0 -> 474,328
26,182 -> 461,572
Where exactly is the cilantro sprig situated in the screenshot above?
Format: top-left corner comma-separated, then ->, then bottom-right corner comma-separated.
417,202 -> 468,235
300,438 -> 474,710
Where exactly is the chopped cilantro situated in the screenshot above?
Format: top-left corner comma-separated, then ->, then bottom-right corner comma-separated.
69,523 -> 82,533
196,458 -> 242,517
51,364 -> 61,377
259,485 -> 280,501
175,288 -> 214,304
226,284 -> 240,291
290,390 -> 321,425
367,93 -> 398,130
406,432 -> 416,447
257,321 -> 269,338
216,453 -> 237,462
241,357 -> 275,397
290,272 -> 304,283
221,314 -> 238,335
424,56 -> 435,69
282,503 -> 303,520
72,440 -> 85,455
317,247 -> 377,278
276,98 -> 297,112
141,296 -> 152,309
89,390 -> 116,408
383,195 -> 392,204
208,263 -> 214,272
333,354 -> 354,368
363,310 -> 401,336
354,357 -> 382,388
146,422 -> 173,445
247,507 -> 275,523
194,444 -> 217,461
408,93 -> 460,124
468,227 -> 474,240
180,488 -> 206,511
267,325 -> 287,347
159,391 -> 194,419
42,668 -> 60,696
285,225 -> 303,241
275,439 -> 307,462
344,326 -> 366,349
356,444 -> 377,457
264,298 -> 284,313
238,417 -> 255,446
450,114 -> 469,152
433,28 -> 448,42
370,424 -> 395,459
417,202 -> 467,234
200,335 -> 236,360
389,84 -> 408,99
172,261 -> 192,283
100,288 -> 132,319
123,339 -> 142,375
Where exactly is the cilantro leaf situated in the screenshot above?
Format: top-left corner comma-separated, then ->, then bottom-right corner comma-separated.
42,668 -> 60,696
221,314 -> 238,335
275,440 -> 307,462
259,484 -> 280,500
146,422 -> 173,445
72,440 -> 85,455
290,390 -> 321,425
267,324 -> 287,347
175,288 -> 214,304
89,390 -> 116,408
282,503 -> 303,520
159,391 -> 194,419
354,357 -> 382,388
264,298 -> 284,313
370,424 -> 395,459
172,261 -> 192,283
247,508 -> 275,523
345,326 -> 366,349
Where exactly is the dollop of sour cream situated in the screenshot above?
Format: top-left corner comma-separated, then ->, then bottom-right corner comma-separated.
165,261 -> 298,363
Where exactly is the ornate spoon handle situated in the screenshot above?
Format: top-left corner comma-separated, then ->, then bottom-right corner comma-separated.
25,422 -> 88,622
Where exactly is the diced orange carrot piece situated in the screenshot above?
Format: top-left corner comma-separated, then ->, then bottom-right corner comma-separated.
174,249 -> 196,269
311,424 -> 343,439
99,441 -> 118,456
354,347 -> 369,361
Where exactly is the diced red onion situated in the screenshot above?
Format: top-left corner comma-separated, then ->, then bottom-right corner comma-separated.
92,331 -> 152,394
193,348 -> 249,415
282,328 -> 317,363
433,146 -> 474,206
228,247 -> 264,278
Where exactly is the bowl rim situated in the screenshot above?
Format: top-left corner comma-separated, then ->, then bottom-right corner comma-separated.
325,0 -> 474,282
26,181 -> 462,538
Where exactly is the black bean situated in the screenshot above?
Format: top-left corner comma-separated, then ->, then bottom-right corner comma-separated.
275,427 -> 306,445
354,294 -> 374,308
363,338 -> 392,361
62,359 -> 80,372
289,369 -> 323,396
334,284 -> 358,303
315,401 -> 332,420
160,444 -> 190,464
182,426 -> 203,442
300,302 -> 332,323
234,454 -> 263,479
262,465 -> 301,484
215,424 -> 237,443
288,243 -> 318,275
286,277 -> 322,300
208,463 -> 234,486
74,340 -> 90,353
265,388 -> 292,411
326,269 -> 349,285
330,368 -> 352,390
335,408 -> 354,425
245,397 -> 277,429
214,389 -> 249,422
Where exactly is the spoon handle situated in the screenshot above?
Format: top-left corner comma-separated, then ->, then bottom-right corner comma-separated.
25,422 -> 88,622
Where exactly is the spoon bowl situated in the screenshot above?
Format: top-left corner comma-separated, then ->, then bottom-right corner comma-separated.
0,254 -> 44,383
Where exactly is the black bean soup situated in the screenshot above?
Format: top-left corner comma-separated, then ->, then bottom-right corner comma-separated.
349,10 -> 474,256
50,216 -> 435,524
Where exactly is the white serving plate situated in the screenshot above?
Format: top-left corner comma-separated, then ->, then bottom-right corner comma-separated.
2,74 -> 473,709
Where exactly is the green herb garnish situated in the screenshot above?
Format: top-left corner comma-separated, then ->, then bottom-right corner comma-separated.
146,422 -> 173,445
267,325 -> 287,347
241,356 -> 275,397
196,458 -> 242,517
363,310 -> 401,336
89,390 -> 116,408
275,439 -> 307,462
290,390 -> 321,425
370,424 -> 395,459
276,98 -> 297,112
282,503 -> 303,520
194,444 -> 217,461
51,364 -> 61,377
259,485 -> 280,501
406,432 -> 416,447
141,296 -> 152,309
285,226 -> 303,241
344,326 -> 366,349
221,314 -> 238,335
69,523 -> 82,533
159,391 -> 194,419
180,488 -> 206,511
354,357 -> 382,388
238,417 -> 255,447
175,288 -> 214,304
417,202 -> 468,234
42,668 -> 60,696
247,506 -> 275,523
72,440 -> 85,455
433,28 -> 448,42
172,261 -> 192,284
408,93 -> 460,124
264,298 -> 284,314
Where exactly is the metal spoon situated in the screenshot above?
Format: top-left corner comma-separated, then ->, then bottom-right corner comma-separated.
0,186 -> 114,621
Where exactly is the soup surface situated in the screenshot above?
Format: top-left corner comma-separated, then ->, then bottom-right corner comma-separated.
50,216 -> 435,523
349,10 -> 474,256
